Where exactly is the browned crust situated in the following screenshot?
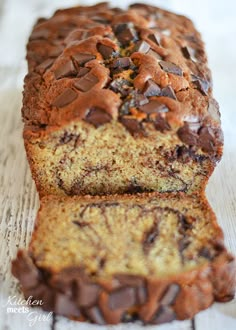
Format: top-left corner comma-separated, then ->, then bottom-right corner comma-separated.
22,2 -> 223,153
12,249 -> 236,325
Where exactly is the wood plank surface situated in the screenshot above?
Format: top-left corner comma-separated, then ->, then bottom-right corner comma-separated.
0,1 -> 235,329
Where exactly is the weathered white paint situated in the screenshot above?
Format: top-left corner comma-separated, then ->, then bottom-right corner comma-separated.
0,0 -> 235,329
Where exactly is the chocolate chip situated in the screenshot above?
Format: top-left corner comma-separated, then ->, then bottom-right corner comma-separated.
85,306 -> 106,325
191,74 -> 209,95
148,33 -> 161,46
91,16 -> 109,24
182,46 -> 197,62
36,58 -> 54,74
77,67 -> 90,78
120,117 -> 144,135
151,306 -> 176,325
208,99 -> 221,122
161,86 -> 177,100
177,123 -> 198,145
54,60 -> 77,79
77,282 -> 100,307
30,28 -> 50,40
154,115 -> 171,132
143,221 -> 159,253
114,23 -> 137,46
85,108 -> 112,127
147,49 -> 162,60
97,43 -> 114,59
134,40 -> 150,53
160,284 -> 180,305
11,252 -> 40,289
72,220 -> 89,228
143,80 -> 161,97
109,78 -> 132,96
199,247 -> 213,260
109,287 -> 136,310
48,46 -> 63,58
135,93 -> 149,106
54,293 -> 81,317
159,61 -> 183,76
74,73 -> 99,92
139,100 -> 169,114
179,215 -> 193,232
52,88 -> 78,108
198,126 -> 215,152
72,53 -> 96,67
136,285 -> 147,305
115,274 -> 144,287
178,238 -> 191,253
111,57 -> 133,70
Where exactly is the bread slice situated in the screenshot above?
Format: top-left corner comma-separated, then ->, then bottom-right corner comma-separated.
12,193 -> 235,325
23,3 -> 223,197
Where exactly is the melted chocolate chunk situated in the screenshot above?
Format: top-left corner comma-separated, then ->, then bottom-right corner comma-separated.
148,33 -> 161,46
110,78 -> 132,97
97,43 -> 115,59
198,126 -> 215,152
72,53 -> 96,67
191,74 -> 210,95
109,287 -> 136,310
77,282 -> 100,307
179,215 -> 193,232
177,123 -> 199,146
37,58 -> 54,74
59,132 -> 78,144
120,117 -> 144,135
72,220 -> 89,228
159,61 -> 183,76
52,88 -> 78,108
143,80 -> 161,97
151,306 -> 176,325
154,115 -> 171,132
134,40 -> 150,53
85,306 -> 106,325
11,252 -> 40,289
160,284 -> 180,305
111,57 -> 133,70
133,92 -> 149,106
114,23 -> 138,46
147,49 -> 162,60
77,67 -> 90,78
30,28 -> 50,40
85,108 -> 112,127
143,220 -> 159,253
54,293 -> 81,317
139,100 -> 169,114
54,60 -> 77,79
182,46 -> 197,62
199,247 -> 213,260
74,73 -> 99,92
162,86 -> 177,100
136,285 -> 148,305
178,238 -> 191,253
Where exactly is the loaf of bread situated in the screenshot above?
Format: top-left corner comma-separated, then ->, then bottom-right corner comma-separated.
22,2 -> 223,197
12,193 -> 236,325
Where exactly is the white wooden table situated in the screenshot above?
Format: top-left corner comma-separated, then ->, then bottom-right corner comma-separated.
0,0 -> 235,329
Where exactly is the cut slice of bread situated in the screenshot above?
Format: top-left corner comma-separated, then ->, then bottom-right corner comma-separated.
12,193 -> 236,325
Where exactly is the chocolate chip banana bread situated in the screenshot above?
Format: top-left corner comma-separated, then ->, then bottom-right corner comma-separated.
12,193 -> 236,325
22,2 -> 223,197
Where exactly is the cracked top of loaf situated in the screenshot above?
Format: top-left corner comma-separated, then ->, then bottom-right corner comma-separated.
22,2 -> 223,154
